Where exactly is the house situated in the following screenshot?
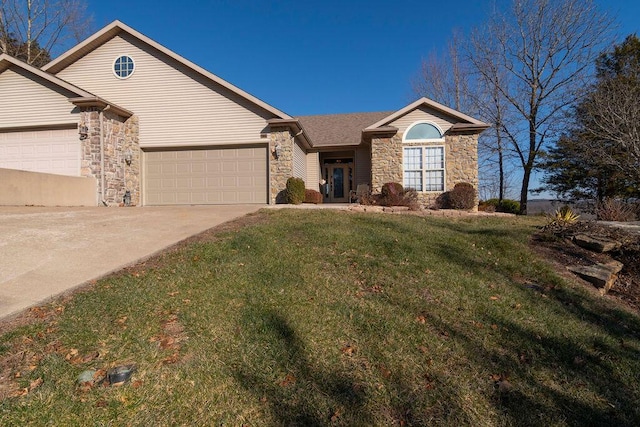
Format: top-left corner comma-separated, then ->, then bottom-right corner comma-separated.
0,21 -> 489,207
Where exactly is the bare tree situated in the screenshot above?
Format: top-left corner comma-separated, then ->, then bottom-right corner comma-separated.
468,0 -> 613,214
412,30 -> 515,202
0,0 -> 91,66
580,76 -> 640,182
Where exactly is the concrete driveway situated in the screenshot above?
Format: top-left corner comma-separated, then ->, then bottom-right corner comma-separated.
0,205 -> 260,320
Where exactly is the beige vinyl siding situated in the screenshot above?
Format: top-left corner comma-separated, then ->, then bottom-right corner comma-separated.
293,141 -> 306,182
305,152 -> 320,190
56,34 -> 274,148
354,146 -> 371,187
0,68 -> 77,129
388,106 -> 457,134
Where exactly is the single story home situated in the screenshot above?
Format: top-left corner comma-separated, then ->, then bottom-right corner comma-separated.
0,20 -> 489,207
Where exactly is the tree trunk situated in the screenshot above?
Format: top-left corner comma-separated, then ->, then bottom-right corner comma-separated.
519,166 -> 531,215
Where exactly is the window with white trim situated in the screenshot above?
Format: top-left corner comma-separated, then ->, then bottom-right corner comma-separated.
402,121 -> 446,192
403,146 -> 445,192
113,55 -> 135,79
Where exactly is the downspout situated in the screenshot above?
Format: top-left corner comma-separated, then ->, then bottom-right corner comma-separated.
100,109 -> 106,205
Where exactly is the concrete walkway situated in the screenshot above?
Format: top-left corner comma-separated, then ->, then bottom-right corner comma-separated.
0,205 -> 260,320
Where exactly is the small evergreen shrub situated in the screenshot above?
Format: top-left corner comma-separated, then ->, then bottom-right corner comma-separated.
447,183 -> 476,210
286,177 -> 306,204
546,205 -> 580,227
481,198 -> 520,214
304,189 -> 323,204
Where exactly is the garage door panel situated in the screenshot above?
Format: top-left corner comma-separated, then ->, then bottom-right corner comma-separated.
144,146 -> 267,205
0,128 -> 79,176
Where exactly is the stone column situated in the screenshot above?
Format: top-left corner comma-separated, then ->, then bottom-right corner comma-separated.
269,126 -> 294,204
370,132 -> 402,192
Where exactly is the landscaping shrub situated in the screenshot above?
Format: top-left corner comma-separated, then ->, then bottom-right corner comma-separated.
447,182 -> 476,210
481,198 -> 520,214
546,205 -> 580,227
596,198 -> 637,221
286,177 -> 306,204
304,189 -> 323,204
478,201 -> 496,212
375,183 -> 420,210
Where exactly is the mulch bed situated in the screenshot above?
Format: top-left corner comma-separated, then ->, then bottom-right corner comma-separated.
531,221 -> 640,311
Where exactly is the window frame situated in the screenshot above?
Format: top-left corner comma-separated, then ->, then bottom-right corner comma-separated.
403,121 -> 445,144
402,145 -> 446,193
113,55 -> 135,79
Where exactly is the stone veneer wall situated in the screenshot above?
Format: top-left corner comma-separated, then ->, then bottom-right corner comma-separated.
269,126 -> 294,204
370,130 -> 479,209
79,109 -> 140,206
371,133 -> 403,193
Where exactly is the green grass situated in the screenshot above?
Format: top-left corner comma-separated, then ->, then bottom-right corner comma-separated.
1,209 -> 639,426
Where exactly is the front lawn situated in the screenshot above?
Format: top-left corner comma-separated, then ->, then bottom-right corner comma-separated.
1,210 -> 639,426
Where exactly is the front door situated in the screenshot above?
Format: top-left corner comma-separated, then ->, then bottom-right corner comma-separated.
325,164 -> 351,202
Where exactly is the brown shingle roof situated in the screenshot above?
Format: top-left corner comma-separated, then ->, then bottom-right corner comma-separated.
296,111 -> 393,147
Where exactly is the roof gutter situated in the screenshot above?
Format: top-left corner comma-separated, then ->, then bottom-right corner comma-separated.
448,123 -> 491,132
267,118 -> 313,149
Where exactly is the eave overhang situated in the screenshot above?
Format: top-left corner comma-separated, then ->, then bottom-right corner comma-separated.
68,97 -> 134,118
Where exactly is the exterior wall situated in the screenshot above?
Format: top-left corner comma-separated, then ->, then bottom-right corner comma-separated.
269,126 -> 294,204
387,106 -> 457,134
305,151 -> 320,191
354,145 -> 371,188
0,168 -> 96,206
445,131 -> 479,205
56,34 -> 274,148
79,110 -> 140,206
293,140 -> 307,181
370,130 -> 479,209
371,133 -> 403,193
0,67 -> 78,128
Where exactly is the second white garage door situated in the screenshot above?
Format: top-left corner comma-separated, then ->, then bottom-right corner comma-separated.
0,128 -> 80,176
144,146 -> 267,205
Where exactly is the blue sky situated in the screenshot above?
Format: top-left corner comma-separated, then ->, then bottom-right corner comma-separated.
83,0 -> 639,117
81,0 -> 639,199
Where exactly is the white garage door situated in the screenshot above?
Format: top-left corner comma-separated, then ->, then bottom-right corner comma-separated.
144,146 -> 267,205
0,128 -> 80,176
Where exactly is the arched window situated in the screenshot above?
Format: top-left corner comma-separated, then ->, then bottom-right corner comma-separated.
404,121 -> 444,142
402,121 -> 445,192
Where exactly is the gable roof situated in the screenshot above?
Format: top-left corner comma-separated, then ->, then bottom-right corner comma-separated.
1,53 -> 93,97
0,54 -> 132,117
42,20 -> 291,120
364,97 -> 489,132
296,111 -> 393,147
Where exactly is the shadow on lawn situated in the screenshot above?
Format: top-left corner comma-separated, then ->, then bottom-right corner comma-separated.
232,310 -> 372,426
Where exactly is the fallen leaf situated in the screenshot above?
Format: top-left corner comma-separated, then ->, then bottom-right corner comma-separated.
29,378 -> 43,391
167,291 -> 179,297
379,366 -> 391,378
490,296 -> 500,301
279,373 -> 296,387
341,344 -> 356,356
415,315 -> 426,324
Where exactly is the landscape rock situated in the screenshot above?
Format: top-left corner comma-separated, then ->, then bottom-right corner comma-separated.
567,261 -> 624,295
573,234 -> 622,253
